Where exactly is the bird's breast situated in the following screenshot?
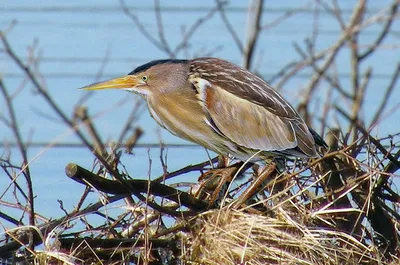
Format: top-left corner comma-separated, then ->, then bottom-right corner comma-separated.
147,91 -> 220,149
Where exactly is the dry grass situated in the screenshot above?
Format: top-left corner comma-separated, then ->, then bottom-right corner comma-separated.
185,209 -> 378,265
179,140 -> 400,265
2,143 -> 399,264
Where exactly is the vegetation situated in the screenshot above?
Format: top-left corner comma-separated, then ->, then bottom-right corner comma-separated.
1,1 -> 399,264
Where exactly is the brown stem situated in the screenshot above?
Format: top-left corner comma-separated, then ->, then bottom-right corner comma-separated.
65,163 -> 209,213
0,195 -> 125,258
242,0 -> 263,69
0,79 -> 35,228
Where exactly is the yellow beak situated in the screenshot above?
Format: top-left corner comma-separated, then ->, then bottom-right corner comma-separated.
80,75 -> 141,91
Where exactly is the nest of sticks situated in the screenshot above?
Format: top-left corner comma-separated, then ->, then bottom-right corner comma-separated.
3,129 -> 398,265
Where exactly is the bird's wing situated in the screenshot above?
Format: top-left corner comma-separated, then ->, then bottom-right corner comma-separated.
190,58 -> 317,157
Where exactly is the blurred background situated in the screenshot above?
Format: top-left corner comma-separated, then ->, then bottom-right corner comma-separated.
1,0 -> 399,226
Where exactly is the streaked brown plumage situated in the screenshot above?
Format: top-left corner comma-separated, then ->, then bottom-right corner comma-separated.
82,57 -> 325,161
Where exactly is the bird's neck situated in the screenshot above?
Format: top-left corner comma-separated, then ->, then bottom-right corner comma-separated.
147,88 -> 215,145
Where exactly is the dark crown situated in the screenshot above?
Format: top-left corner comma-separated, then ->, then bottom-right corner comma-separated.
128,59 -> 188,75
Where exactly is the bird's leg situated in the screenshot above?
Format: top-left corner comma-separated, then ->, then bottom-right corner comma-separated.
230,162 -> 277,209
194,165 -> 237,205
198,156 -> 252,182
195,160 -> 253,206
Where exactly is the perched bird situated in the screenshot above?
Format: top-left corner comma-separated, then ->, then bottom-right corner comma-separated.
82,58 -> 325,162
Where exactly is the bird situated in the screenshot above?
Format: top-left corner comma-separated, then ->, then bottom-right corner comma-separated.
81,57 -> 326,162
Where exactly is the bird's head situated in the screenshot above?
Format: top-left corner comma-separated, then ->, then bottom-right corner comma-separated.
81,59 -> 189,98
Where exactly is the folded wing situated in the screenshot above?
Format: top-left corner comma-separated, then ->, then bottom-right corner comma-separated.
190,58 -> 317,157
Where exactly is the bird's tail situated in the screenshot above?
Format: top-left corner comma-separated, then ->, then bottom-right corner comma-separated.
308,127 -> 328,149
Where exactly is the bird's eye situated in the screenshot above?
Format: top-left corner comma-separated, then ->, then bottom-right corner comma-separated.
141,75 -> 148,82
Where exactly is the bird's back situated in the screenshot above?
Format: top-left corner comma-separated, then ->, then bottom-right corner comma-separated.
188,57 -> 324,159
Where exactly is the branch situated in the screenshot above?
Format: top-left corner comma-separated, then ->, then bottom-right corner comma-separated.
0,195 -> 125,258
297,0 -> 366,121
172,4 -> 221,57
154,156 -> 219,182
215,0 -> 244,53
369,62 -> 400,127
0,78 -> 35,227
119,0 -> 173,56
359,0 -> 399,61
0,32 -> 133,199
335,106 -> 400,169
294,41 -> 351,99
349,67 -> 372,143
65,163 -> 209,214
154,0 -> 173,56
242,0 -> 263,69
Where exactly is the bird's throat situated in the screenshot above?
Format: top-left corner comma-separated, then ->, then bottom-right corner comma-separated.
147,90 -> 217,148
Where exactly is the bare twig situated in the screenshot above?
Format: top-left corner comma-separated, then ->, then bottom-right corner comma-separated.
120,0 -> 173,56
74,106 -> 107,158
359,0 -> 399,60
215,0 -> 244,53
369,62 -> 400,127
335,106 -> 400,169
297,0 -> 367,122
172,5 -> 221,57
242,0 -> 264,69
76,44 -> 112,106
0,78 -> 35,227
349,68 -> 372,143
154,0 -> 172,56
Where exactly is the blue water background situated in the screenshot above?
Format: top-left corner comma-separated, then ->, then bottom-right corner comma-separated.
0,1 -> 399,229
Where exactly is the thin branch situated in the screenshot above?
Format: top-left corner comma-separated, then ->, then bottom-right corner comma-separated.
172,4 -> 221,57
0,211 -> 21,226
74,106 -> 107,159
261,4 -> 304,30
119,0 -> 172,56
295,41 -> 352,99
320,0 -> 346,29
349,67 -> 372,143
335,106 -> 400,169
153,156 -> 219,183
117,101 -> 144,145
0,31 -> 136,204
359,0 -> 399,61
242,0 -> 264,69
215,0 -> 244,53
154,0 -> 172,56
369,62 -> 400,127
0,195 -> 125,257
297,0 -> 366,121
76,44 -> 112,106
0,162 -> 28,202
0,78 -> 35,227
